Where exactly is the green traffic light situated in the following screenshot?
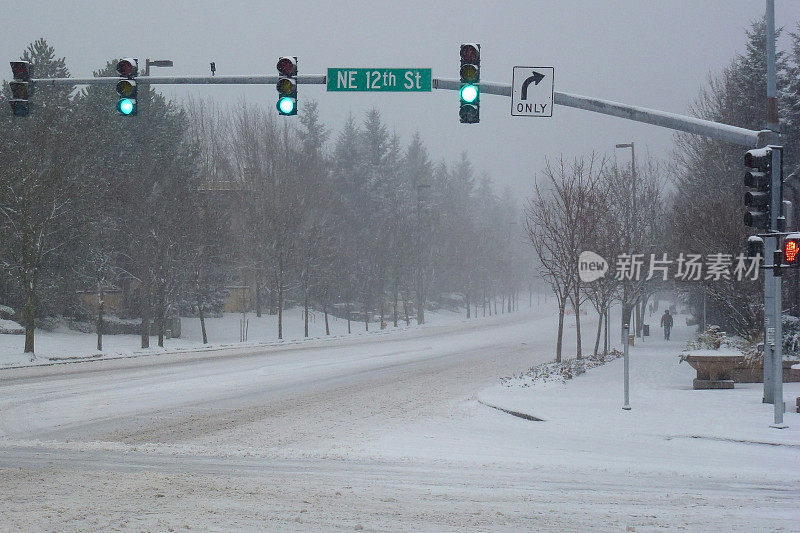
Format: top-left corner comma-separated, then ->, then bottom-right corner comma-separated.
460,84 -> 479,103
117,98 -> 136,115
277,96 -> 296,115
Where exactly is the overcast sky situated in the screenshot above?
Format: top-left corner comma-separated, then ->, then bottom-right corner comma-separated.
2,1 -> 798,197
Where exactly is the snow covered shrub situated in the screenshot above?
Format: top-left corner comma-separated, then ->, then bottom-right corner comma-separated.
501,350 -> 624,388
173,288 -> 226,318
35,316 -> 61,332
0,305 -> 15,320
730,316 -> 800,368
685,325 -> 742,351
0,318 -> 24,335
781,315 -> 800,356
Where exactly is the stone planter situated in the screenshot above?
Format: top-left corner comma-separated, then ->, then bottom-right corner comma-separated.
682,354 -> 745,389
731,359 -> 800,384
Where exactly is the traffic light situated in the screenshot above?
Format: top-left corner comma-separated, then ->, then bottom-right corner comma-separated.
115,58 -> 138,116
276,56 -> 297,116
743,147 -> 773,229
9,61 -> 33,117
783,233 -> 800,267
747,235 -> 764,258
459,43 -> 480,124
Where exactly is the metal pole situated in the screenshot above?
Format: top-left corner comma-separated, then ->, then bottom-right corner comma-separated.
765,0 -> 779,132
616,143 -> 635,342
764,239 -> 776,403
762,0 -> 780,405
702,289 -> 706,332
25,74 -> 766,147
771,147 -> 787,428
622,323 -> 631,410
416,183 -> 428,325
631,142 -> 636,230
772,257 -> 786,427
631,143 -> 638,338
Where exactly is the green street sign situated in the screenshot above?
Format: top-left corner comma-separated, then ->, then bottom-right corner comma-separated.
327,68 -> 432,92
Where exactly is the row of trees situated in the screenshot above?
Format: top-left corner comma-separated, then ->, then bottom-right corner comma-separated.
0,39 -> 530,354
189,98 -> 530,339
670,20 -> 800,338
526,154 -> 665,362
529,20 -> 800,363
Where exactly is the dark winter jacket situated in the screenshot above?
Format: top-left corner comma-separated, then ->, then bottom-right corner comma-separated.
660,313 -> 673,328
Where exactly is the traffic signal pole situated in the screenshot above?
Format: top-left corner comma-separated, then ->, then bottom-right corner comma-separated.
27,75 -> 768,148
770,147 -> 786,427
763,0 -> 784,423
763,248 -> 775,403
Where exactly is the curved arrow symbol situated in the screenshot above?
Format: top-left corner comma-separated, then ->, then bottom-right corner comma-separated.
521,70 -> 545,100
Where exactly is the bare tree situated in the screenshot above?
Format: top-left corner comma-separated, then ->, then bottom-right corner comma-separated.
526,155 -> 605,361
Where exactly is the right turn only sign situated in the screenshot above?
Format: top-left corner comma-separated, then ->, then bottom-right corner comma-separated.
511,67 -> 554,117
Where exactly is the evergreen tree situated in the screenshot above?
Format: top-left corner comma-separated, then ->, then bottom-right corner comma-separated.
0,39 -> 81,355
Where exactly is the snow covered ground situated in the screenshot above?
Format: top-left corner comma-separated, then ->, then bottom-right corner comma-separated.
0,304 -> 797,531
0,306 -> 468,368
353,314 -> 800,530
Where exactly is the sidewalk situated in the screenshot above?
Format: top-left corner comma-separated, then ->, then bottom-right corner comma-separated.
477,317 -> 800,473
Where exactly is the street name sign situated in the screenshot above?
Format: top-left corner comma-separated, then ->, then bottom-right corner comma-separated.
511,66 -> 554,117
327,68 -> 431,92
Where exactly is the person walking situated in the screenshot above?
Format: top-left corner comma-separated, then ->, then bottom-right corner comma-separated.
660,309 -> 673,341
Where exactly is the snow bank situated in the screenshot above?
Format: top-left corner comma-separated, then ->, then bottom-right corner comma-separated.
0,307 -> 470,368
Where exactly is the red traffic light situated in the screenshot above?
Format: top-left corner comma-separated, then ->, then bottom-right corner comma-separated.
10,61 -> 32,81
116,58 -> 138,78
460,44 -> 480,64
784,235 -> 800,265
277,56 -> 297,77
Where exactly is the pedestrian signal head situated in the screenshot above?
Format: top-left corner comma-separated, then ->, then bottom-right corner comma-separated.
784,233 -> 800,267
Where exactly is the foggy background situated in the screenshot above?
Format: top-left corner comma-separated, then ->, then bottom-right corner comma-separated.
1,0 -> 798,196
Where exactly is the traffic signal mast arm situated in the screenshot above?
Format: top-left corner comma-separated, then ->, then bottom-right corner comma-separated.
21,73 -> 766,147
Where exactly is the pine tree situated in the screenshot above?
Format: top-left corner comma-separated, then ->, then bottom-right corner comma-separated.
0,39 -> 81,355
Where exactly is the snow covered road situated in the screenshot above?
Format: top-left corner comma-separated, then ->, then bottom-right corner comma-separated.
0,306 -> 797,531
0,310 -> 542,447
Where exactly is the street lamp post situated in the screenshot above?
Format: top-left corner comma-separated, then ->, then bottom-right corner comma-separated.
616,143 -> 636,411
616,142 -> 636,340
416,183 -> 430,325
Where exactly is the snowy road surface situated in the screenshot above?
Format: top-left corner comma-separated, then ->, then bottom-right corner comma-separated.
0,306 -> 797,531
